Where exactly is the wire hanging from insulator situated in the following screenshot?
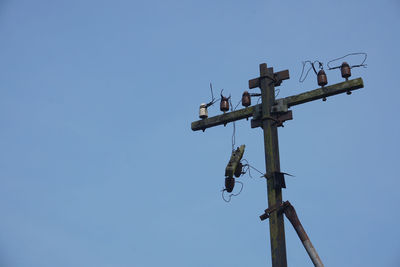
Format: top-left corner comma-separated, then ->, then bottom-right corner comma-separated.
221,181 -> 243,202
220,89 -> 231,113
228,97 -> 242,152
241,159 -> 265,179
327,52 -> 367,70
299,60 -> 324,83
229,98 -> 236,152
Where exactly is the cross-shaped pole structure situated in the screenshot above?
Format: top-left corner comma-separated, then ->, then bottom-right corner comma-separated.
190,63 -> 364,267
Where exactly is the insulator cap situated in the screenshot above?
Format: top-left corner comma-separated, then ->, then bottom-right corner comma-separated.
317,69 -> 328,87
220,97 -> 229,112
242,91 -> 251,107
225,177 -> 235,193
341,62 -> 351,80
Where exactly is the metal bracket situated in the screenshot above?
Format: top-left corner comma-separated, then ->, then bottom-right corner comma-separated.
249,69 -> 290,89
251,110 -> 293,128
269,111 -> 293,127
260,201 -> 288,221
271,99 -> 288,113
264,171 -> 287,189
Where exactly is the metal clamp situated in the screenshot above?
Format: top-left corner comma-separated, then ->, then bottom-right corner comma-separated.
259,201 -> 288,221
271,99 -> 288,113
263,171 -> 294,189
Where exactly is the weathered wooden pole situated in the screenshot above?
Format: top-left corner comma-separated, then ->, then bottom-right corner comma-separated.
259,64 -> 287,267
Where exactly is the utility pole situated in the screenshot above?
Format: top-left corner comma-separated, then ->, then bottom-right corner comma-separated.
258,64 -> 287,267
191,62 -> 364,267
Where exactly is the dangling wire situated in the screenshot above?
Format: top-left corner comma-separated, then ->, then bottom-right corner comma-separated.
234,99 -> 241,110
275,88 -> 280,98
210,82 -> 214,101
220,89 -> 231,100
229,98 -> 236,152
228,97 -> 243,152
221,181 -> 244,202
241,159 -> 265,179
327,52 -> 368,70
299,60 -> 324,83
299,60 -> 316,82
206,83 -> 220,108
241,159 -> 253,178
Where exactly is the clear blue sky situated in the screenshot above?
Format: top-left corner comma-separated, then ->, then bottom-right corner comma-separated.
0,1 -> 399,266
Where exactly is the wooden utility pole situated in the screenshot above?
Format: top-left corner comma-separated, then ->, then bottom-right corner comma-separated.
190,63 -> 364,267
258,64 -> 287,266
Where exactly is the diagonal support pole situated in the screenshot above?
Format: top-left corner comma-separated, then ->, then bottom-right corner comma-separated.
259,201 -> 324,267
283,202 -> 324,267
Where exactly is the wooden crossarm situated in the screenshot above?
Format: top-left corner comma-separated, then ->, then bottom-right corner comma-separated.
284,78 -> 364,107
191,106 -> 255,131
191,78 -> 364,132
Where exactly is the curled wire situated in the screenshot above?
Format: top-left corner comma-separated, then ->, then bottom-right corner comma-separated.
221,181 -> 244,202
221,159 -> 265,202
220,89 -> 231,101
241,159 -> 265,179
241,160 -> 253,178
299,60 -> 324,83
327,52 -> 367,70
